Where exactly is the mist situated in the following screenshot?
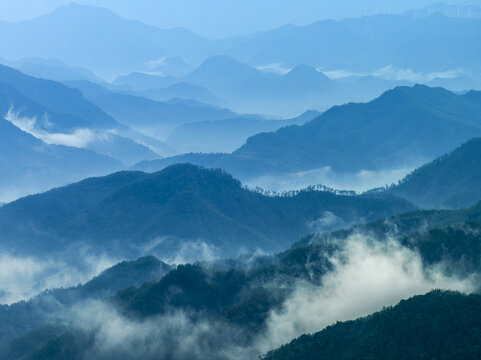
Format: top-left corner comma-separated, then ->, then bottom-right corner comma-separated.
36,232 -> 477,359
255,233 -> 475,353
246,166 -> 416,193
5,107 -> 109,148
0,253 -> 117,304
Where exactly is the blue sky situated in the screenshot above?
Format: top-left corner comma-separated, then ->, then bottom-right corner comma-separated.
1,0 -> 480,37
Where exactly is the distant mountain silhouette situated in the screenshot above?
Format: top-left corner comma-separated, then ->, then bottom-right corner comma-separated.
2,57 -> 101,82
150,56 -> 194,77
165,110 -> 320,153
0,3 -> 209,76
135,86 -> 481,180
67,80 -> 238,143
0,117 -> 121,202
1,5 -> 479,83
0,65 -> 160,163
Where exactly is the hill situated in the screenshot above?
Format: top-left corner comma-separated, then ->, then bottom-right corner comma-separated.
262,291 -> 481,360
0,117 -> 122,202
0,65 -> 160,163
6,217 -> 481,359
0,164 -> 415,260
3,199 -> 481,359
221,13 -> 481,74
389,138 -> 481,209
135,85 -> 481,180
0,256 -> 171,349
66,80 -> 237,142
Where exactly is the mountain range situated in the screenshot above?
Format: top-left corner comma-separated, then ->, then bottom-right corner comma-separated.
1,4 -> 480,82
2,198 -> 481,359
0,164 -> 414,261
65,79 -> 239,142
262,290 -> 481,360
0,117 -> 121,203
164,110 -> 321,153
0,64 -> 161,164
134,85 -> 481,182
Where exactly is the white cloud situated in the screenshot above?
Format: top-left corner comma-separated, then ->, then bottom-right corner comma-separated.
5,106 -> 111,148
256,234 -> 475,352
324,65 -> 462,83
0,253 -> 118,304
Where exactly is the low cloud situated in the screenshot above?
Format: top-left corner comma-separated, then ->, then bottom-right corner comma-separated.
246,166 -> 414,193
0,253 -> 117,304
256,233 -> 475,352
5,106 -> 111,148
256,63 -> 291,75
11,232 -> 477,359
65,301 -> 251,360
324,65 -> 462,83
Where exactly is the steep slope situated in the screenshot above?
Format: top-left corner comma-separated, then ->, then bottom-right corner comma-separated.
0,164 -> 415,259
0,65 -> 159,163
389,138 -> 481,209
0,117 -> 122,202
262,291 -> 481,360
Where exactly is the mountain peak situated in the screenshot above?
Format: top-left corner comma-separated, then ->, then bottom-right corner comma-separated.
283,64 -> 332,81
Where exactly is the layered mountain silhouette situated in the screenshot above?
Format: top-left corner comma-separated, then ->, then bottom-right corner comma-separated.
66,80 -> 237,142
165,110 -> 320,153
0,3 -> 209,76
1,4 -> 480,81
4,212 -> 481,359
0,65 -> 161,164
0,117 -> 121,202
0,256 -> 171,348
135,85 -> 481,180
0,164 -> 414,260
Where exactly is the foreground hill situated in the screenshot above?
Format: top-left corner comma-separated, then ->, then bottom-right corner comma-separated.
0,164 -> 414,260
262,290 -> 481,360
4,215 -> 481,359
0,256 -> 171,348
388,138 -> 481,209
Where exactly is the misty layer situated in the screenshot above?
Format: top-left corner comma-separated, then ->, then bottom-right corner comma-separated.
3,223 -> 479,359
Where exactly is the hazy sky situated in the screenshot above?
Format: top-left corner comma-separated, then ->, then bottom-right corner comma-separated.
1,0 -> 481,37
